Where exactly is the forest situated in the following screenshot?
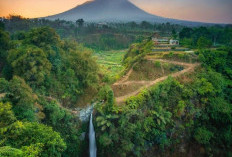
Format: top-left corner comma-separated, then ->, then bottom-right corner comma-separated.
0,16 -> 232,157
2,15 -> 185,51
0,22 -> 99,156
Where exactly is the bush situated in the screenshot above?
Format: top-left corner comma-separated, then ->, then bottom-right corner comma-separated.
171,46 -> 176,50
197,36 -> 212,49
1,121 -> 66,157
98,85 -> 112,101
0,146 -> 23,157
194,127 -> 214,145
154,61 -> 161,68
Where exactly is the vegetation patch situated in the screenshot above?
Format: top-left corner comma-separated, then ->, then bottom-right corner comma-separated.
162,52 -> 198,63
128,60 -> 184,81
94,50 -> 126,83
112,83 -> 145,97
1,16 -> 232,157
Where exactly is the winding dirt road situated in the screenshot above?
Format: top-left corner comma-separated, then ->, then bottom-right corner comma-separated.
114,59 -> 200,104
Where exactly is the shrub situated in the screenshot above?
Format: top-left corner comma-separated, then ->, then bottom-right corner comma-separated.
194,127 -> 214,145
171,46 -> 176,50
154,61 -> 161,68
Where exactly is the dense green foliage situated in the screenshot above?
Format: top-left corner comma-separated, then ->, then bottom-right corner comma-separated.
95,45 -> 232,156
1,16 -> 232,157
123,39 -> 153,69
2,16 -> 185,51
96,73 -> 231,156
0,76 -> 39,121
1,26 -> 99,106
0,25 -> 99,156
179,26 -> 232,48
0,102 -> 66,157
39,98 -> 84,157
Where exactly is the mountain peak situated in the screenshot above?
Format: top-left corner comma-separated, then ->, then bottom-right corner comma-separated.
46,0 -> 160,22
45,0 -> 204,26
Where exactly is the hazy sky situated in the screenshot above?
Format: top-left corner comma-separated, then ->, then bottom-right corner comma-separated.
0,0 -> 231,23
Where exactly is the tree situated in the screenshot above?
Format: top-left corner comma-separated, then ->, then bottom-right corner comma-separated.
194,127 -> 214,145
98,85 -> 112,101
0,102 -> 16,127
0,146 -> 23,157
128,21 -> 138,28
0,76 -> 38,121
8,46 -> 52,86
0,29 -> 10,53
40,98 -> 82,157
0,144 -> 43,157
24,27 -> 60,48
0,29 -> 12,78
0,29 -> 10,64
199,49 -> 228,74
172,29 -> 177,39
140,21 -> 153,29
179,27 -> 193,39
76,19 -> 84,27
181,38 -> 194,48
197,36 -> 212,49
63,41 -> 99,88
0,21 -> 5,30
209,27 -> 222,46
0,101 -> 66,157
1,121 -> 66,157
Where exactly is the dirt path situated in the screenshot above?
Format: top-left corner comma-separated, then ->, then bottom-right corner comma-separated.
148,59 -> 195,67
114,59 -> 200,104
113,64 -> 135,85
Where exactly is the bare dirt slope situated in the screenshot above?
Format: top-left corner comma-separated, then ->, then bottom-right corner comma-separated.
113,59 -> 200,104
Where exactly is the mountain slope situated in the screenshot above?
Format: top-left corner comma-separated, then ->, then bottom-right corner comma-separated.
45,0 -> 206,25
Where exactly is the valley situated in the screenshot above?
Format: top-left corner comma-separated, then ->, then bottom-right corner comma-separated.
0,12 -> 232,157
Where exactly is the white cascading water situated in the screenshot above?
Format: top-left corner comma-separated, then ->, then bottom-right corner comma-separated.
89,113 -> 97,157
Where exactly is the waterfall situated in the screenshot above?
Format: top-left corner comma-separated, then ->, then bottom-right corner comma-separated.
89,113 -> 97,157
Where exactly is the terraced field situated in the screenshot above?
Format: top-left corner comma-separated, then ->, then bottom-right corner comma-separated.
94,50 -> 126,81
95,50 -> 199,104
113,57 -> 200,104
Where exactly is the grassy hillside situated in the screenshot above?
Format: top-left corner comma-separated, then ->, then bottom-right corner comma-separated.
94,50 -> 126,83
94,34 -> 232,157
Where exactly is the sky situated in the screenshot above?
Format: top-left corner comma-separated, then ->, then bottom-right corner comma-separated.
0,0 -> 231,24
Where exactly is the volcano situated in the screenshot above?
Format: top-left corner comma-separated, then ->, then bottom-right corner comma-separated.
45,0 -> 206,26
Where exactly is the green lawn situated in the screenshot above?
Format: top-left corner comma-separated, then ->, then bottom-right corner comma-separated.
94,50 -> 126,82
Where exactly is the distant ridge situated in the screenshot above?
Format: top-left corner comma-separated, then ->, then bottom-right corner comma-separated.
45,0 -> 212,26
